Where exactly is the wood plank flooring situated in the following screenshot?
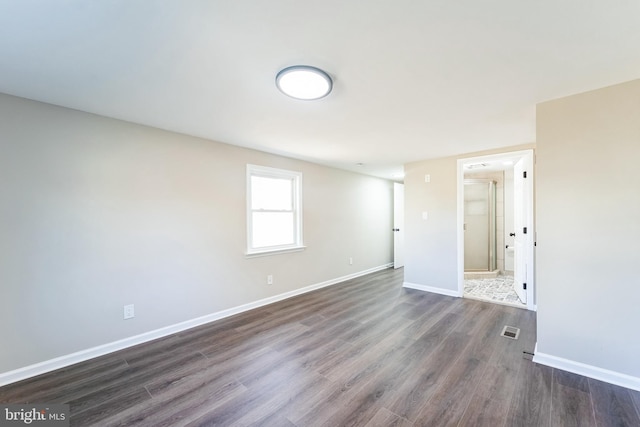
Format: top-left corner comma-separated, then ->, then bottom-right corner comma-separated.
2,268 -> 640,426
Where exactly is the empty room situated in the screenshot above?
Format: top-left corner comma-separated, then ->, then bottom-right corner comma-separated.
1,2 -> 639,426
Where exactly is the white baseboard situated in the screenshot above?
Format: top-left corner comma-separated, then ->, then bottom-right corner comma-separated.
533,347 -> 640,392
402,281 -> 461,298
0,263 -> 392,387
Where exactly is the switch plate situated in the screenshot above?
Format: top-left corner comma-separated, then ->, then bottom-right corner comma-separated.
424,174 -> 431,183
349,257 -> 353,265
123,304 -> 135,320
267,275 -> 273,285
422,211 -> 429,220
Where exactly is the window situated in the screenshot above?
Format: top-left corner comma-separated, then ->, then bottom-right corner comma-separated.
247,164 -> 303,255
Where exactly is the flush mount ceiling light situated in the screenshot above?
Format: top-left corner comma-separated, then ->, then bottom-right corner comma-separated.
276,65 -> 332,100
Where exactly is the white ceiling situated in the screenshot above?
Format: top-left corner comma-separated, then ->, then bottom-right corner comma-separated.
1,1 -> 639,180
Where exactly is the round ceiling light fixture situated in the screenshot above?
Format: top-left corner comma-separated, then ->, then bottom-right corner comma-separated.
276,65 -> 332,100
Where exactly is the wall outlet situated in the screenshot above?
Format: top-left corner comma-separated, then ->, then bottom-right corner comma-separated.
424,174 -> 431,183
349,257 -> 353,265
267,274 -> 273,285
123,304 -> 135,320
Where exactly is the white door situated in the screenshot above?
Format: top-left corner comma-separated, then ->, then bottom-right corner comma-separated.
513,158 -> 527,304
393,183 -> 405,268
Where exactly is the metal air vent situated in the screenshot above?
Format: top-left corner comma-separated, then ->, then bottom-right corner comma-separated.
501,325 -> 520,340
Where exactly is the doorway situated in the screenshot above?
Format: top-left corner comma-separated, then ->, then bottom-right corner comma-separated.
457,150 -> 535,310
393,183 -> 405,269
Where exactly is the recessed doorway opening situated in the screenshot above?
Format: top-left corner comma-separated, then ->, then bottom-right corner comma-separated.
457,149 -> 535,310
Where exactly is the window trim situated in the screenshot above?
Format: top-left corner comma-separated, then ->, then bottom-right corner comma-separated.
246,164 -> 304,256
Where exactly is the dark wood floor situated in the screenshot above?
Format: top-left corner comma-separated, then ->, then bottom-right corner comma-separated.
2,268 -> 640,426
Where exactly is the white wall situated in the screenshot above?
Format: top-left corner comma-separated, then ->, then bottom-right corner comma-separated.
0,93 -> 393,375
404,157 -> 458,294
536,79 -> 640,383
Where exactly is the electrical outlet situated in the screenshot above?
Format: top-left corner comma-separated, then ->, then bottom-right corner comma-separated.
123,304 -> 135,320
349,257 -> 353,265
267,275 -> 273,285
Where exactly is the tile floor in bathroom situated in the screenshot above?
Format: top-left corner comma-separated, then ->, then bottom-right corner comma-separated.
464,274 -> 526,308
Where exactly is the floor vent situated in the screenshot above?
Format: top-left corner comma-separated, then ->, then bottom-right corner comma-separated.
501,325 -> 520,340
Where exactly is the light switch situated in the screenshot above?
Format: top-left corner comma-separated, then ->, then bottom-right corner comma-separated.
422,211 -> 428,220
424,174 -> 431,183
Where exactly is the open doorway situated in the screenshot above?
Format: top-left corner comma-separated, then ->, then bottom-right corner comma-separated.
457,150 -> 535,310
393,182 -> 405,269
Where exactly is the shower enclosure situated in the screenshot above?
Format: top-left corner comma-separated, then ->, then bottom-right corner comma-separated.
464,179 -> 497,272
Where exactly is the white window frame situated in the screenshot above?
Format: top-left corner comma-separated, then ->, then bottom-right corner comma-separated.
246,164 -> 304,256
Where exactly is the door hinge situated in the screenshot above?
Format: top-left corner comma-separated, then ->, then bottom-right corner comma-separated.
523,227 -> 527,234
523,283 -> 527,290
523,171 -> 527,178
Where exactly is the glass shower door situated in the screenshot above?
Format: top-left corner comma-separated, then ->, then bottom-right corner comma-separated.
464,180 -> 496,271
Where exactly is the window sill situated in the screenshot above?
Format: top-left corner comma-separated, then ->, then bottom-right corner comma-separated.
245,246 -> 306,258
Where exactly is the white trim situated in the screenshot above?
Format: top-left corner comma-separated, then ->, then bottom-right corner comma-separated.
245,246 -> 306,258
402,282 -> 462,297
0,263 -> 392,387
533,349 -> 640,392
456,159 -> 465,299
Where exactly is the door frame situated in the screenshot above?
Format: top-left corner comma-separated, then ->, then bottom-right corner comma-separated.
456,149 -> 536,310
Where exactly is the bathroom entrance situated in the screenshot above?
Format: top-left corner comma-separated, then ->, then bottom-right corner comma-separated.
457,149 -> 535,310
